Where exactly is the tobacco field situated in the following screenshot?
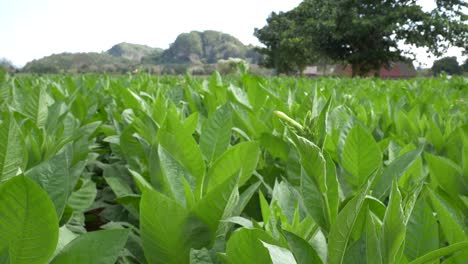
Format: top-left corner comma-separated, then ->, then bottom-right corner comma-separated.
0,70 -> 467,264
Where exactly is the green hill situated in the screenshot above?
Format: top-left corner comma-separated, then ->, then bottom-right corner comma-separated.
107,43 -> 162,62
155,30 -> 257,64
21,31 -> 261,74
22,52 -> 133,74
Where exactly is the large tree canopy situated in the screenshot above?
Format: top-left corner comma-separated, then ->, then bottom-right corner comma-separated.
255,0 -> 467,76
431,56 -> 462,75
254,11 -> 317,75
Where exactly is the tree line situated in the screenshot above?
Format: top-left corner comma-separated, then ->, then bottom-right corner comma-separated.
255,0 -> 467,77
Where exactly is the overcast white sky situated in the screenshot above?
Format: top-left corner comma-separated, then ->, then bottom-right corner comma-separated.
0,0 -> 465,67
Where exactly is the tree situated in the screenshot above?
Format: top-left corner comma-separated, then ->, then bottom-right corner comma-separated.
256,0 -> 468,77
431,57 -> 462,75
462,58 -> 468,72
254,11 -> 318,75
0,58 -> 15,73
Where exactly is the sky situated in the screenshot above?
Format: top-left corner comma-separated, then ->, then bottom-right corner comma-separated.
0,0 -> 465,67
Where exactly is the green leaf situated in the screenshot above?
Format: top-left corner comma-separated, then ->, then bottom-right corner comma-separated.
0,175 -> 58,264
261,241 -> 297,264
282,230 -> 323,264
53,226 -> 78,257
141,189 -> 211,264
324,153 -> 339,226
194,172 -> 239,235
292,135 -> 331,233
182,112 -> 199,135
228,84 -> 252,110
50,229 -> 129,264
427,189 -> 467,244
158,145 -> 194,206
26,151 -> 70,220
404,197 -> 439,261
104,175 -> 133,198
200,104 -> 232,164
206,142 -> 259,193
158,127 -> 206,189
373,145 -> 424,199
224,228 -> 277,264
314,96 -> 332,149
381,181 -> 406,264
259,133 -> 289,161
425,153 -> 467,199
328,180 -> 372,264
366,210 -> 382,264
18,84 -> 48,128
341,124 -> 381,187
408,241 -> 468,264
67,179 -> 97,212
0,113 -> 23,181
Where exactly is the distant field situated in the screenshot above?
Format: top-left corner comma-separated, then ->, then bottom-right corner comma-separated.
0,72 -> 467,263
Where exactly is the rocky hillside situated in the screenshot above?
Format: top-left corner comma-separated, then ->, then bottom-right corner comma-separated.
21,31 -> 261,74
107,43 -> 162,62
155,30 -> 260,64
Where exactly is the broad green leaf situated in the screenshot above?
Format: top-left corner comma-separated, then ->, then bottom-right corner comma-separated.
271,181 -> 301,225
381,181 -> 406,264
0,175 -> 58,264
26,151 -> 70,219
194,172 -> 239,235
50,229 -> 129,264
223,216 -> 254,228
282,230 -> 323,264
53,226 -> 79,257
224,228 -> 277,264
228,84 -> 252,110
206,141 -> 259,192
129,169 -> 153,193
104,175 -> 133,198
158,127 -> 206,188
408,241 -> 468,264
0,113 -> 23,181
200,104 -> 232,164
341,124 -> 381,187
235,181 -> 261,215
425,153 -> 467,199
373,145 -> 424,199
182,111 -> 199,135
158,146 -> 193,206
260,133 -> 289,161
18,84 -> 48,128
405,197 -> 439,261
141,189 -> 211,264
426,189 -> 467,259
261,241 -> 297,264
244,74 -> 268,111
67,179 -> 97,212
328,180 -> 372,264
366,210 -> 382,264
292,135 -> 331,233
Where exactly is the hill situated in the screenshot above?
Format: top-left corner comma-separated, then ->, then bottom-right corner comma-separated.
22,52 -> 136,74
21,31 -> 261,74
107,42 -> 162,62
152,30 -> 260,64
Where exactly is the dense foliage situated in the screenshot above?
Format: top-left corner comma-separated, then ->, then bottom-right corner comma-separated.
256,0 -> 468,76
0,71 -> 467,263
432,57 -> 463,76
